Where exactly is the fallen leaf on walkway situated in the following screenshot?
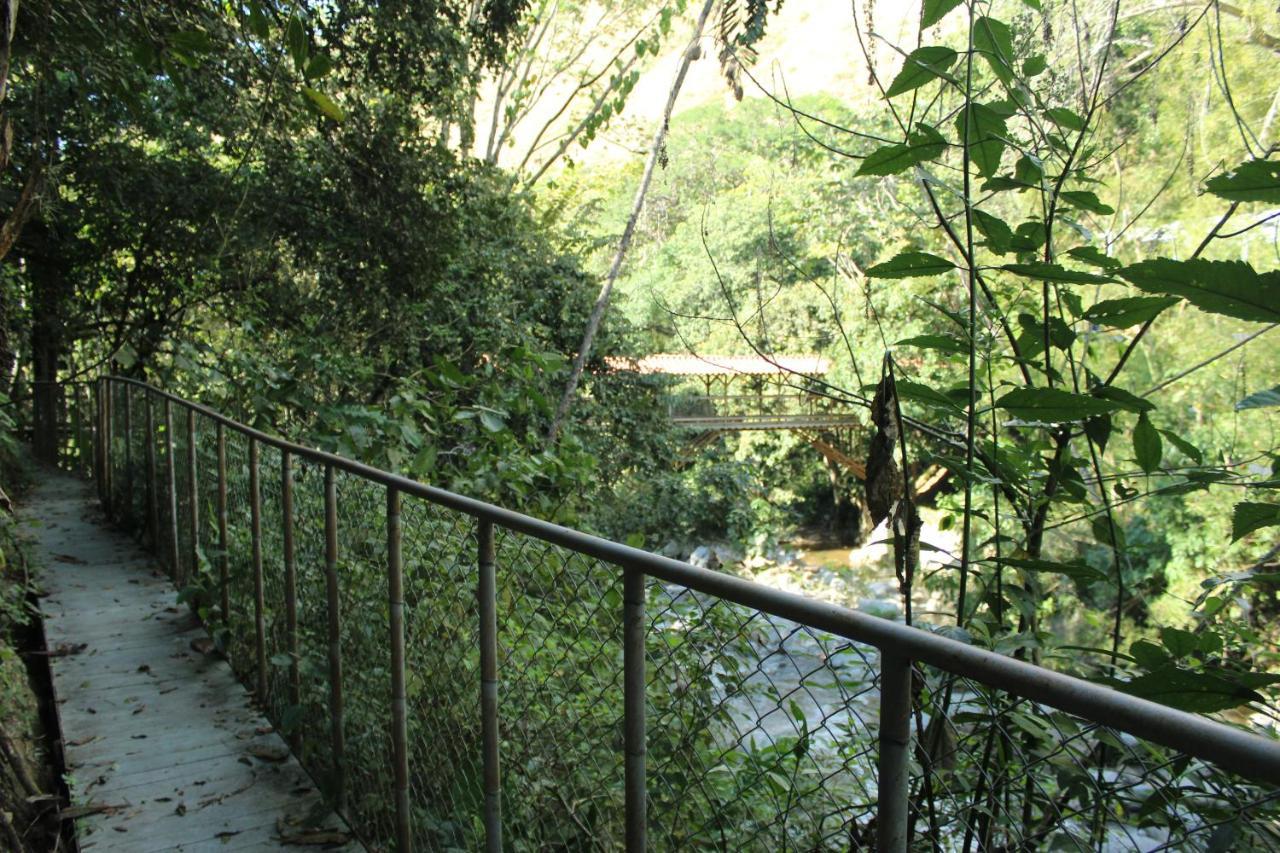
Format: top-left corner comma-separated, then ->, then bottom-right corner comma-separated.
55,553 -> 87,564
60,802 -> 125,820
247,744 -> 290,762
278,830 -> 350,846
190,637 -> 217,655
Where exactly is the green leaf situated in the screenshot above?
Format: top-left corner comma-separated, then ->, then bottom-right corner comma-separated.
1023,55 -> 1047,77
1010,221 -> 1047,252
1231,502 -> 1280,541
1094,385 -> 1154,413
1112,667 -> 1267,713
1014,155 -> 1044,188
856,125 -> 947,176
1159,430 -> 1202,464
246,2 -> 270,39
1133,412 -> 1162,473
1045,107 -> 1085,132
1129,640 -> 1169,670
302,87 -> 345,121
304,52 -> 334,81
1060,190 -> 1115,216
1085,414 -> 1112,453
170,30 -> 214,55
973,209 -> 1013,254
895,334 -> 968,355
286,16 -> 308,71
996,388 -> 1122,422
1082,296 -> 1179,328
867,251 -> 955,279
1205,159 -> 1280,203
955,102 -> 1008,178
1159,627 -> 1200,660
921,0 -> 963,28
895,380 -> 965,413
1236,386 -> 1280,411
1119,258 -> 1280,324
973,17 -> 1015,84
1091,514 -> 1126,552
1066,246 -> 1120,270
885,46 -> 959,98
478,410 -> 506,433
995,556 -> 1107,583
1001,263 -> 1113,284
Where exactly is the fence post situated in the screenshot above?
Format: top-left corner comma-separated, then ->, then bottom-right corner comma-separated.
624,568 -> 646,852
164,398 -> 180,581
387,487 -> 411,852
250,438 -> 267,699
324,465 -> 347,813
877,652 -> 912,853
217,422 -> 229,623
478,520 -> 502,852
123,386 -> 133,526
93,380 -> 103,502
282,450 -> 301,754
70,382 -> 83,475
74,383 -> 87,477
145,390 -> 158,550
186,407 -> 199,578
103,379 -> 113,517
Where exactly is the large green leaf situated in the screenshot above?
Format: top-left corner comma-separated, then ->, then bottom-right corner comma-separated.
1232,502 -> 1280,541
1082,296 -> 1178,328
1067,246 -> 1121,270
867,251 -> 955,278
973,209 -> 1013,254
1001,263 -> 1113,284
895,334 -> 968,356
1112,666 -> 1270,713
856,125 -> 947,176
995,387 -> 1122,422
885,46 -> 959,98
1236,386 -> 1280,410
895,380 -> 965,413
1133,412 -> 1162,473
1118,258 -> 1280,323
1045,106 -> 1085,132
1160,429 -> 1203,464
954,102 -> 1008,178
973,17 -> 1015,83
1205,159 -> 1280,203
995,556 -> 1107,583
1060,190 -> 1115,216
302,87 -> 345,121
921,0 -> 963,28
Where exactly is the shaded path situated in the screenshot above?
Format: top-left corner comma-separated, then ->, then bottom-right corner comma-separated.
19,471 -> 359,852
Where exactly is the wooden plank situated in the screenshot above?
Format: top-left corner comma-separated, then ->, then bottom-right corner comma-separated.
19,471 -> 362,852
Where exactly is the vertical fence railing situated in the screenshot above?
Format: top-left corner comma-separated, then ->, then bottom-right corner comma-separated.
68,377 -> 1280,853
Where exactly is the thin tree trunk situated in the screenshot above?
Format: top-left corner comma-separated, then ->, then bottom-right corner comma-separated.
546,0 -> 714,444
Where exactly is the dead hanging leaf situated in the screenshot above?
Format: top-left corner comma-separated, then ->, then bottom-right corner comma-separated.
865,365 -> 904,527
278,830 -> 351,846
246,744 -> 290,763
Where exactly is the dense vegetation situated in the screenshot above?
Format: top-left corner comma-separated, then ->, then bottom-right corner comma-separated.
2,0 -> 1279,848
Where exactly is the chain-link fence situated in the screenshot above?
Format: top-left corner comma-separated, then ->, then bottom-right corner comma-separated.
66,377 -> 1280,851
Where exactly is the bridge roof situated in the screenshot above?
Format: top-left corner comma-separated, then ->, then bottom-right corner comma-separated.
607,353 -> 831,376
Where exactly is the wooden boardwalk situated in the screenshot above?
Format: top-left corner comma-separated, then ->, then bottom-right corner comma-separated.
20,471 -> 360,852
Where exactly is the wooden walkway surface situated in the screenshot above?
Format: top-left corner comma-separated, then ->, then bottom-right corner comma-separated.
20,471 -> 360,852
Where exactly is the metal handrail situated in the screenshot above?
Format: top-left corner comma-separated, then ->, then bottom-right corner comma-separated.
85,375 -> 1280,851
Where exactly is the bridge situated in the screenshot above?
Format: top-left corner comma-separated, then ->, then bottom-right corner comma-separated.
15,376 -> 1280,851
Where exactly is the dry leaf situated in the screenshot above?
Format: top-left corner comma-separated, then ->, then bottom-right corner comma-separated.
247,744 -> 290,763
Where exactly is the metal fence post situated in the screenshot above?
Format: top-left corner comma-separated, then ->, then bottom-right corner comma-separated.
387,487 -> 411,852
103,379 -> 114,517
71,382 -> 83,475
123,387 -> 134,526
145,391 -> 158,550
186,407 -> 199,578
250,438 -> 267,699
282,451 -> 301,754
74,383 -> 87,477
624,568 -> 646,852
478,520 -> 502,852
877,652 -> 912,853
92,380 -> 103,501
164,398 -> 180,581
324,465 -> 347,813
217,422 -> 229,622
